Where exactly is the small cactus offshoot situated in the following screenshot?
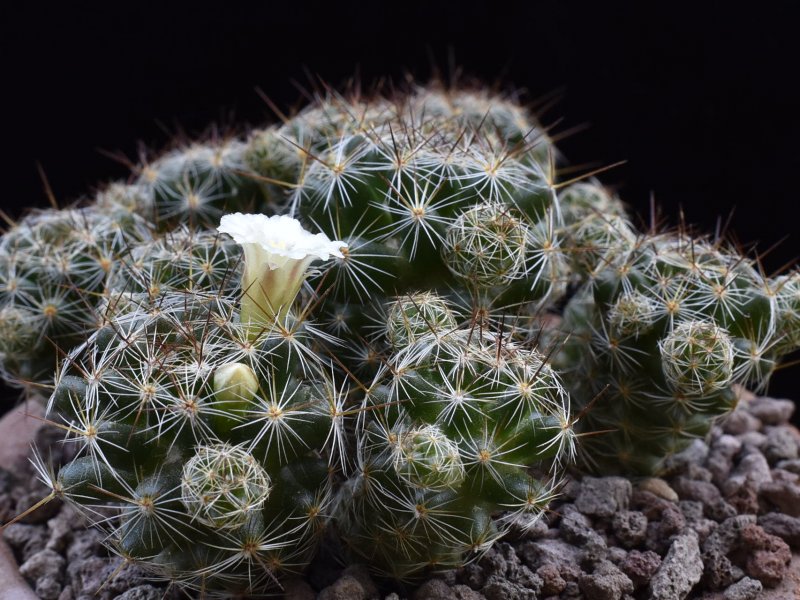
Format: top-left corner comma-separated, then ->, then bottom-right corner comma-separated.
553,183 -> 800,475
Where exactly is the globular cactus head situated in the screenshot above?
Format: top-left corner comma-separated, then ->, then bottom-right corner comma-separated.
244,128 -> 305,188
0,305 -> 39,357
607,290 -> 659,338
442,202 -> 529,288
773,271 -> 800,352
47,215 -> 350,595
557,182 -> 637,280
133,139 -> 270,228
110,226 -> 242,298
391,424 -> 466,491
338,294 -> 574,580
552,184 -> 800,475
558,181 -> 627,225
180,443 -> 273,530
238,85 -> 572,353
0,206 -> 152,389
659,321 -> 734,397
384,291 -> 458,348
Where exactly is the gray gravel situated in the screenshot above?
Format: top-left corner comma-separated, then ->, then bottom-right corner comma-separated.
2,390 -> 799,599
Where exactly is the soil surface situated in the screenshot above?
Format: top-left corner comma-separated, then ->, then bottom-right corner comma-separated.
2,389 -> 800,600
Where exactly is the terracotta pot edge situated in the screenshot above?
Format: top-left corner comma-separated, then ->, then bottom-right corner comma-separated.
0,402 -> 45,599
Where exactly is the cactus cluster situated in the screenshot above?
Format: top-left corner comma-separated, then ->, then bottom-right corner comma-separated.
131,139 -> 271,228
338,293 -> 572,579
2,82 -> 799,595
242,87 -> 573,388
553,217 -> 800,475
50,226 -> 346,594
0,206 -> 152,387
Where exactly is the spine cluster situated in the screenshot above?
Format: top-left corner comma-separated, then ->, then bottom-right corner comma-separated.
53,290 -> 342,594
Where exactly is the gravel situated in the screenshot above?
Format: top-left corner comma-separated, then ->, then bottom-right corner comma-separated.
758,512 -> 800,548
648,532 -> 703,600
574,477 -> 631,518
722,576 -> 762,600
1,390 -> 798,599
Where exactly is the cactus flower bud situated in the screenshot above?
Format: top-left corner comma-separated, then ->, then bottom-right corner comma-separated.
218,213 -> 346,337
213,362 -> 259,403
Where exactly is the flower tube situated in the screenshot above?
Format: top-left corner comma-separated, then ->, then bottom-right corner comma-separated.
218,213 -> 346,338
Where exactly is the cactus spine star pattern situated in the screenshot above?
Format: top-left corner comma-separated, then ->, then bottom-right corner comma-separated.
0,206 -> 153,388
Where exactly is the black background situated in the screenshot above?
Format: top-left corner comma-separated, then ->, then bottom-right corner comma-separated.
1,2 -> 799,403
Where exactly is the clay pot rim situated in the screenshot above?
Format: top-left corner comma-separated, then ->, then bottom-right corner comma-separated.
0,401 -> 47,600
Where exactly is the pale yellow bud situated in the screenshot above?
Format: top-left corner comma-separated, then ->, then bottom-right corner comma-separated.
213,362 -> 259,403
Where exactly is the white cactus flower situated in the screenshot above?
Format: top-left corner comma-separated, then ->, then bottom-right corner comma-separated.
218,213 -> 346,336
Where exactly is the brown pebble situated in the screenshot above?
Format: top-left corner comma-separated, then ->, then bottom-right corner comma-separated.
621,549 -> 662,587
537,563 -> 566,596
638,478 -> 678,502
759,480 -> 800,517
740,524 -> 791,588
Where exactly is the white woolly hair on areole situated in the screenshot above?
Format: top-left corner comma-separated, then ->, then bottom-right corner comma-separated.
218,213 -> 347,335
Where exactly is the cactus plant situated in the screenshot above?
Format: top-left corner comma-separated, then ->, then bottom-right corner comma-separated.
44,215 -> 348,595
0,136 -> 277,396
337,292 -> 574,580
132,139 -> 272,228
109,226 -> 242,299
0,205 -> 152,389
0,86 -> 572,397
236,89 -> 581,579
552,181 -> 800,475
4,80 -> 800,595
244,85 -> 571,346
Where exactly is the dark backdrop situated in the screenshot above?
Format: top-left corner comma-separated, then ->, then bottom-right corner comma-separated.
1,2 -> 799,404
